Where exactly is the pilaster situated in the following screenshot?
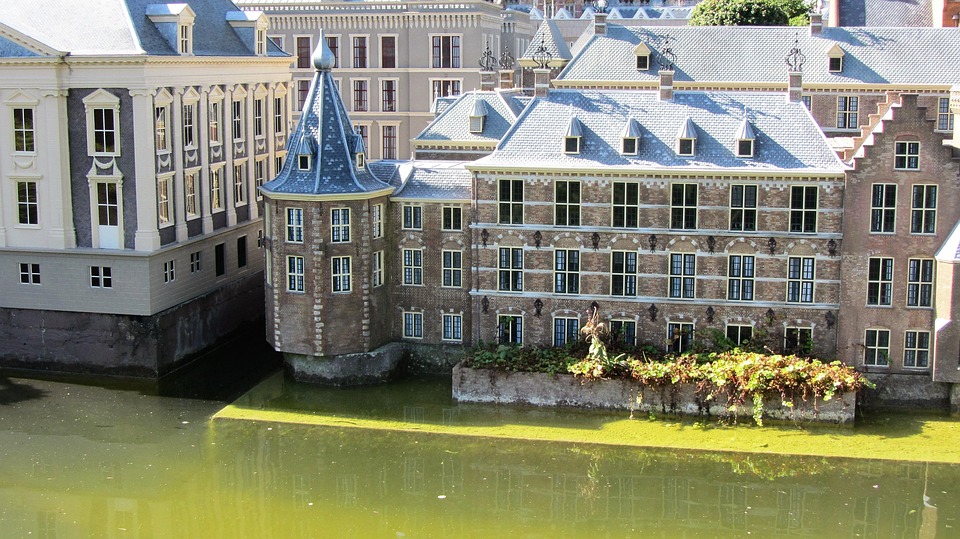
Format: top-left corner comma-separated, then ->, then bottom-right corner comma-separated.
172,87 -> 188,241
199,86 -> 213,234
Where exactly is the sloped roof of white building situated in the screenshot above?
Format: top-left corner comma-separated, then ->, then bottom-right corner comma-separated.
415,91 -> 527,145
837,0 -> 933,27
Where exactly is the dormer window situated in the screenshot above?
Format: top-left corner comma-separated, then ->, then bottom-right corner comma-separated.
469,115 -> 484,133
737,139 -> 754,157
676,118 -> 697,157
146,4 -> 196,56
179,24 -> 192,54
634,43 -> 651,71
298,154 -> 311,170
226,10 -> 270,56
564,116 -> 583,155
257,28 -> 267,56
734,118 -> 756,158
356,152 -> 366,170
469,99 -> 488,134
827,44 -> 844,73
621,118 -> 640,155
622,137 -> 638,155
678,138 -> 695,156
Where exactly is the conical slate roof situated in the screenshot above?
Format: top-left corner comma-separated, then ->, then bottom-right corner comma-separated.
261,31 -> 390,197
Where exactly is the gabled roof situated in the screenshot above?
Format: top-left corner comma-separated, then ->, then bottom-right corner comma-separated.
389,161 -> 473,202
557,24 -> 960,87
520,19 -> 573,66
261,33 -> 390,198
837,0 -> 933,27
470,89 -> 846,175
735,118 -> 756,140
414,91 -> 526,146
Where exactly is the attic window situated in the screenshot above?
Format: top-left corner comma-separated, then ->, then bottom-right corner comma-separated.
469,115 -> 484,133
676,118 -> 697,157
469,99 -> 488,134
827,44 -> 844,73
678,138 -> 695,156
565,136 -> 581,154
179,24 -> 192,54
356,152 -> 366,170
734,118 -> 756,158
257,29 -> 267,56
621,118 -> 640,155
564,116 -> 583,155
634,43 -> 651,71
737,139 -> 754,157
298,154 -> 311,170
622,137 -> 638,155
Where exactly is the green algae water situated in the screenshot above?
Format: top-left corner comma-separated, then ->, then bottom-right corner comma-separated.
2,372 -> 960,538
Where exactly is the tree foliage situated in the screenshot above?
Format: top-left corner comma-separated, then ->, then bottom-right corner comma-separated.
689,0 -> 793,26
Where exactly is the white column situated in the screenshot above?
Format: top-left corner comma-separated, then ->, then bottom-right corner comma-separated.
225,86 -> 237,227
42,89 -> 76,249
246,86 -> 259,220
267,83 -> 277,182
129,88 -> 161,251
199,86 -> 213,234
171,88 -> 188,241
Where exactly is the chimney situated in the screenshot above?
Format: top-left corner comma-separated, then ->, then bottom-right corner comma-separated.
499,68 -> 514,90
659,69 -> 674,101
534,68 -> 551,98
594,11 -> 607,36
480,70 -> 496,92
788,71 -> 803,102
810,12 -> 823,35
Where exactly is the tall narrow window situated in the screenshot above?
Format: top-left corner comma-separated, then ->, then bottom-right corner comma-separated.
442,314 -> 462,342
274,96 -> 284,135
894,141 -> 920,170
237,236 -> 247,268
403,312 -> 424,339
93,108 -> 117,155
16,181 -> 38,225
498,247 -> 523,291
938,97 -> 955,131
789,186 -> 817,233
233,163 -> 246,206
163,260 -> 175,283
353,80 -> 368,112
554,250 -> 580,294
96,182 -> 119,248
867,257 -> 894,306
352,36 -> 367,68
431,35 -> 461,68
727,255 -> 755,301
331,208 -> 350,243
904,331 -> 930,369
870,184 -> 896,233
287,256 -> 304,292
381,125 -> 397,159
296,36 -> 311,69
442,250 -> 462,287
911,185 -> 937,234
381,36 -> 396,68
254,160 -> 265,200
611,251 -> 637,296
154,106 -> 168,152
837,96 -> 858,129
667,322 -> 693,354
254,98 -> 264,138
210,168 -> 223,211
286,208 -> 303,243
864,329 -> 889,366
297,80 -> 310,111
612,182 -> 639,228
670,184 -> 697,229
553,317 -> 580,347
13,108 -> 35,153
442,206 -> 462,231
184,172 -> 198,218
403,249 -> 423,285
787,257 -> 815,303
325,36 -> 339,68
372,250 -> 384,287
498,179 -> 523,225
555,181 -> 581,226
158,176 -> 171,225
402,206 -> 422,230
232,100 -> 243,141
669,253 -> 696,299
215,243 -> 225,276
730,185 -> 757,232
182,103 -> 196,148
381,80 -> 397,112
372,203 -> 383,238
331,256 -> 351,293
209,101 -> 221,144
907,258 -> 933,308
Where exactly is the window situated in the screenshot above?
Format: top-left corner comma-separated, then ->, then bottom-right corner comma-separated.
403,249 -> 423,285
554,250 -> 580,294
354,124 -> 369,154
237,236 -> 247,268
209,101 -> 221,144
431,35 -> 461,68
801,95 -> 812,110
256,28 -> 266,56
287,208 -> 304,243
296,36 -> 311,69
789,186 -> 817,233
611,251 -> 637,297
380,35 -> 396,68
442,314 -> 462,342
233,99 -> 246,142
636,55 -> 649,70
402,206 -> 422,230
828,56 -> 842,73
785,327 -> 812,355
669,253 -> 696,299
737,139 -> 754,158
403,311 -> 423,339
158,176 -> 171,225
19,262 -> 40,285
907,258 -> 933,308
182,103 -> 196,148
297,80 -> 310,111
93,107 -> 117,155
432,80 -> 461,99
730,185 -> 757,232
498,247 -> 523,291
837,96 -> 858,129
555,181 -> 580,226
215,243 -> 225,276
498,315 -> 522,344
612,182 -> 639,228
904,331 -> 930,369
867,258 -> 894,306
154,106 -> 167,152
787,257 -> 815,303
381,125 -> 397,159
179,23 -> 191,54
273,96 -> 284,135
16,181 -> 38,225
442,250 -> 462,287
353,80 -> 368,112
331,256 -> 351,293
469,114 -> 484,134
13,108 -> 35,153
253,98 -> 264,139
190,251 -> 201,273
163,260 -> 175,283
372,204 -> 384,238
938,97 -> 954,131
726,325 -> 752,347
553,317 -> 580,347
564,135 -> 580,154
90,266 -> 112,288
96,183 -> 119,247
667,322 -> 693,354
372,250 -> 384,287
287,256 -> 304,292
352,36 -> 367,68
911,185 -> 937,234
233,163 -> 246,206
254,160 -> 265,200
727,255 -> 755,301
622,136 -> 638,155
870,184 -> 896,233
185,172 -> 198,218
610,320 -> 636,345
677,138 -> 695,156
331,208 -> 350,243
211,168 -> 223,211
298,154 -> 311,171
498,179 -> 523,224
670,184 -> 697,230
864,329 -> 890,366
442,206 -> 462,231
380,79 -> 397,112
894,141 -> 919,170
324,36 -> 339,68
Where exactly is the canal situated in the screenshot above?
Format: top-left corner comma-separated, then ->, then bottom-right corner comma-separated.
1,345 -> 959,537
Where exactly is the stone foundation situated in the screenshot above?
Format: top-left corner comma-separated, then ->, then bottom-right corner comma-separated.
284,342 -> 466,385
452,363 -> 856,424
859,372 -> 950,409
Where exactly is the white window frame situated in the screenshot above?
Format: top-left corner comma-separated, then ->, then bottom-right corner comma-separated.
19,262 -> 40,285
403,311 -> 423,339
331,256 -> 351,293
331,208 -> 350,243
903,330 -> 930,369
190,251 -> 201,273
12,106 -> 36,154
286,255 -> 304,293
351,35 -> 369,69
380,78 -> 398,113
233,162 -> 247,207
232,99 -> 244,142
907,258 -> 933,308
157,174 -> 173,227
15,180 -> 39,226
184,170 -> 199,218
442,250 -> 462,288
163,260 -> 176,283
154,105 -> 169,153
937,97 -> 955,132
380,123 -> 398,160
864,329 -> 890,367
352,78 -> 369,113
182,99 -> 198,149
286,208 -> 304,243
208,97 -> 222,146
210,166 -> 224,213
83,90 -> 121,157
90,266 -> 112,288
554,249 -> 580,294
430,34 -> 462,69
442,313 -> 462,342
295,35 -> 312,69
867,257 -> 894,306
430,79 -> 462,100
402,248 -> 423,286
498,179 -> 523,225
253,97 -> 265,139
836,95 -> 858,130
254,159 -> 265,201
911,184 -> 937,235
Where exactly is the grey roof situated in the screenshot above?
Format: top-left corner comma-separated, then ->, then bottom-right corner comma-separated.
837,0 -> 933,27
262,36 -> 390,197
0,0 -> 286,56
472,89 -> 846,174
557,24 -> 960,87
522,19 -> 573,64
415,91 -> 526,145
390,162 -> 474,201
0,36 -> 40,57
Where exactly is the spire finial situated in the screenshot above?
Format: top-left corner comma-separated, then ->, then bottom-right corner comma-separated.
313,30 -> 336,71
785,32 -> 805,73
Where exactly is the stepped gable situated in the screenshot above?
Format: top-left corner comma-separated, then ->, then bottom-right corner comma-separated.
472,89 -> 845,174
261,31 -> 390,197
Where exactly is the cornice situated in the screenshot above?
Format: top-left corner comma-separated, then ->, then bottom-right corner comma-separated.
465,165 -> 847,181
262,186 -> 394,202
